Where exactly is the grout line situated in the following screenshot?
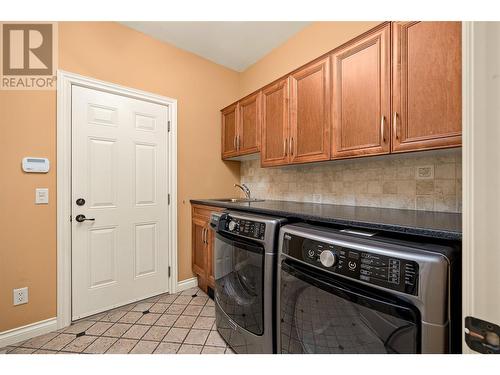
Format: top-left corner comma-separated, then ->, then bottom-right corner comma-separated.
64,335 -> 97,354
127,338 -> 141,354
7,288 -> 212,355
146,340 -> 161,354
18,331 -> 62,349
102,338 -> 116,354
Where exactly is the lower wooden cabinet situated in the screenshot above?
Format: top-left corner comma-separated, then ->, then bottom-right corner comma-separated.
205,223 -> 216,290
191,204 -> 223,293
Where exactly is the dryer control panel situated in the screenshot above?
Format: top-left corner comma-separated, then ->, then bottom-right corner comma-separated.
282,234 -> 419,296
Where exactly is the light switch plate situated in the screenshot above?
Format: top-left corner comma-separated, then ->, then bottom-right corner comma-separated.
416,165 -> 434,180
35,188 -> 49,204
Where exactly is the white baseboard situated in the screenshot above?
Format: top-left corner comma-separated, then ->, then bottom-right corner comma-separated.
176,277 -> 198,293
0,317 -> 57,348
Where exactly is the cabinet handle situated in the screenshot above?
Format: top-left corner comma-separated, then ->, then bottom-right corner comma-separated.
290,137 -> 294,156
284,138 -> 288,156
393,112 -> 399,139
233,136 -> 237,150
380,115 -> 385,143
237,135 -> 240,151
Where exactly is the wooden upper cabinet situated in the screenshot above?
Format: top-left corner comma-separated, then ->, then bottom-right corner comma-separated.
221,103 -> 238,158
238,91 -> 261,155
289,57 -> 331,163
331,24 -> 391,159
261,78 -> 290,167
392,21 -> 462,152
221,93 -> 261,159
222,22 -> 462,166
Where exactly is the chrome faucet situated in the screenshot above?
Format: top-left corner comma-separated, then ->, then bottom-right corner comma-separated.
234,183 -> 251,200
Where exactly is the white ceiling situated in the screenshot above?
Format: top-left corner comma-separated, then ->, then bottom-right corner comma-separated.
120,22 -> 310,72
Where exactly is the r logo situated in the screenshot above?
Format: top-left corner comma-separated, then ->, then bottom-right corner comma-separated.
2,23 -> 53,75
1,22 -> 57,89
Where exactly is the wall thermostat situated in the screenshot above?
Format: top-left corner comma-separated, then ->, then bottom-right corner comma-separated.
22,157 -> 50,173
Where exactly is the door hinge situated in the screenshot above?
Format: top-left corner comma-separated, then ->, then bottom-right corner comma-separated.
70,215 -> 72,222
168,194 -> 171,205
168,120 -> 171,132
465,316 -> 500,354
168,266 -> 171,278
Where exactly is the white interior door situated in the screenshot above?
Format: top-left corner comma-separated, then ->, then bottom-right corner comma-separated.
71,85 -> 169,320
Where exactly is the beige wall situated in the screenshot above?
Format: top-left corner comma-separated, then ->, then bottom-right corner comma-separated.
0,22 -> 240,332
0,21 -> 396,333
0,91 -> 57,332
239,21 -> 381,97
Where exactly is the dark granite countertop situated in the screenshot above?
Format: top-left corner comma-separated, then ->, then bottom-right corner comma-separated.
190,199 -> 462,241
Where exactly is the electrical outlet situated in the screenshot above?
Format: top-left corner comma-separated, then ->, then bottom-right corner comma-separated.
13,287 -> 28,306
313,194 -> 322,203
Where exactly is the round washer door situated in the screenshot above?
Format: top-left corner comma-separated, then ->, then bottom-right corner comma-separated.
280,260 -> 421,354
214,232 -> 265,336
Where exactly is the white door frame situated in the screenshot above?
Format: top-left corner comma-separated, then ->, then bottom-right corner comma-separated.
462,21 -> 473,354
56,70 -> 178,329
462,21 -> 500,353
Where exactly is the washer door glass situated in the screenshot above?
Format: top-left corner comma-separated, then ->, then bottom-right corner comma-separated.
214,232 -> 264,335
280,260 -> 420,354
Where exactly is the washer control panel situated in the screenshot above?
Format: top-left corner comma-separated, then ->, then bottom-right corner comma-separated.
221,216 -> 266,240
283,234 -> 419,296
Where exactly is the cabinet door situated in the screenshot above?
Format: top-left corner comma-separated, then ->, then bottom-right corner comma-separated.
192,217 -> 208,292
238,91 -> 261,155
331,24 -> 391,159
289,57 -> 331,163
221,103 -> 238,159
206,226 -> 216,290
392,21 -> 462,152
191,205 -> 223,293
261,78 -> 290,167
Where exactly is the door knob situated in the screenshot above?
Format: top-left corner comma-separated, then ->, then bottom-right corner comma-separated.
75,214 -> 95,223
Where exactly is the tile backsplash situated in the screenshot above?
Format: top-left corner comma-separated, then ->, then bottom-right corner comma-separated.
240,148 -> 462,213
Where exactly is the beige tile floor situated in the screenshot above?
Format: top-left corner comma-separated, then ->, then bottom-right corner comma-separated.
0,287 -> 234,354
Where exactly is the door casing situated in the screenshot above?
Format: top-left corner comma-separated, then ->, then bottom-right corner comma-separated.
56,70 -> 178,329
462,22 -> 500,353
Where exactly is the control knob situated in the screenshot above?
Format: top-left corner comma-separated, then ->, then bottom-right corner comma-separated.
319,250 -> 337,268
228,220 -> 239,231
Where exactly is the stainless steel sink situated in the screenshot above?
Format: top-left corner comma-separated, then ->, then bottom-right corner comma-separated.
214,198 -> 265,203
